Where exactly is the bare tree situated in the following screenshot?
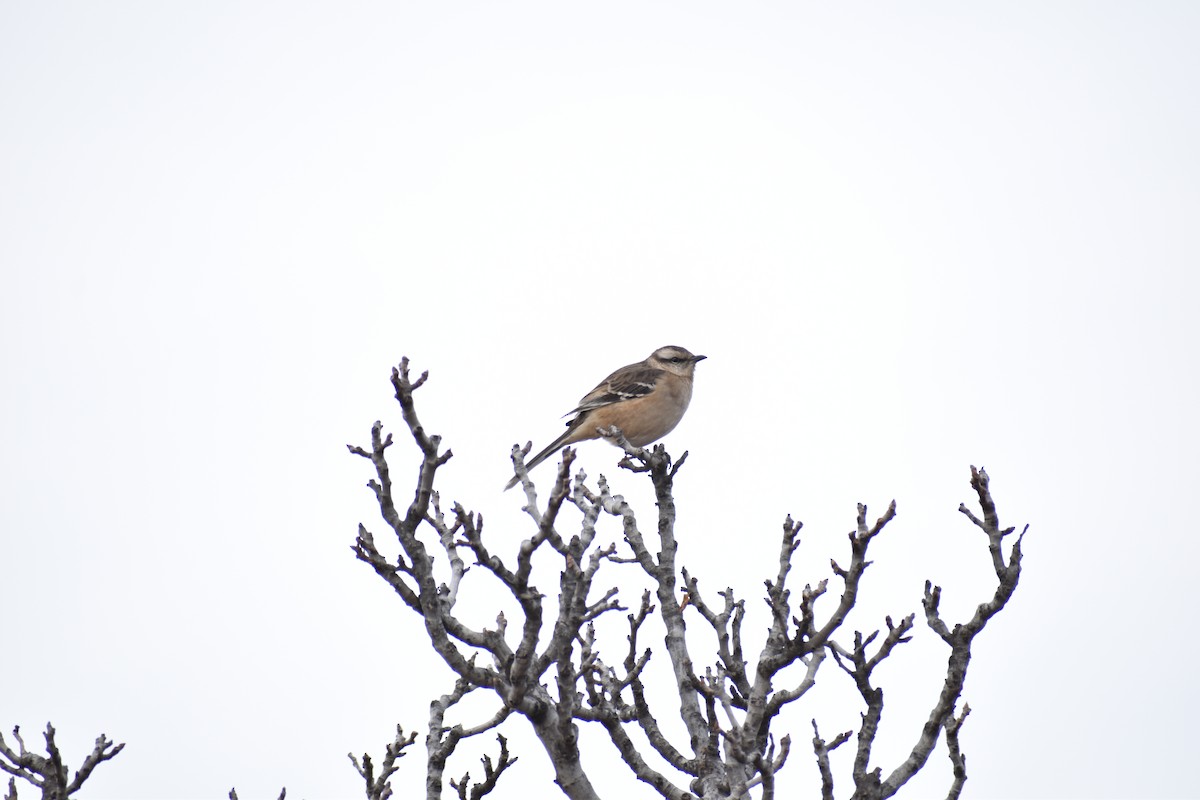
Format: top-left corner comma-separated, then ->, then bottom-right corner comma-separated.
349,359 -> 1025,799
0,723 -> 123,800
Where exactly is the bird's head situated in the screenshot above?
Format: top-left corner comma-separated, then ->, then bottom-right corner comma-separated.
649,345 -> 707,377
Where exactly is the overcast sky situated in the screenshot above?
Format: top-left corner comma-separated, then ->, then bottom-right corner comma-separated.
2,3 -> 1197,798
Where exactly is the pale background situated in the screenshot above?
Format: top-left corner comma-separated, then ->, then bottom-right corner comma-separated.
2,3 -> 1197,798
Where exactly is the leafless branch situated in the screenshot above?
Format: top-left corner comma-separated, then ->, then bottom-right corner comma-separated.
351,360 -> 605,800
879,467 -> 1023,797
813,466 -> 1025,800
448,735 -> 517,800
229,789 -> 285,800
811,721 -> 852,800
349,725 -> 418,800
426,679 -> 516,800
0,723 -> 124,799
944,703 -> 970,800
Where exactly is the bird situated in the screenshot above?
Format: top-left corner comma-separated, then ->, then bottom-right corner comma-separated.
505,345 -> 706,491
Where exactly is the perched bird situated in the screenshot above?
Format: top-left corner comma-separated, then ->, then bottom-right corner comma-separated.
505,345 -> 706,491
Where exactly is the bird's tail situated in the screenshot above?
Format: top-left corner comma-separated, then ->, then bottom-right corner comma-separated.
504,426 -> 578,491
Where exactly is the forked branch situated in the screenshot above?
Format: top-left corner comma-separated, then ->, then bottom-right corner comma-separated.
0,723 -> 124,799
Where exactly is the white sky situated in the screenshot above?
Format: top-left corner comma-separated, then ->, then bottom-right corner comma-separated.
2,3 -> 1197,798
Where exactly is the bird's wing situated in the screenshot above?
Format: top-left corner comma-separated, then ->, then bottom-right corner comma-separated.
564,364 -> 664,418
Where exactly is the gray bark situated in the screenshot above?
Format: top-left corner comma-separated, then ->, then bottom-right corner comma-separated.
349,360 -> 1027,799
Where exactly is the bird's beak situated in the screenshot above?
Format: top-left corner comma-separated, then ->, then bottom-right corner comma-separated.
693,355 -> 707,363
